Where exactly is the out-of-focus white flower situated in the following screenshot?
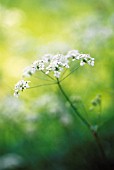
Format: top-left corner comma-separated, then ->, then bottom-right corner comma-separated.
0,153 -> 23,169
60,114 -> 73,126
23,66 -> 36,77
42,53 -> 53,63
14,80 -> 30,97
54,71 -> 61,78
67,50 -> 80,60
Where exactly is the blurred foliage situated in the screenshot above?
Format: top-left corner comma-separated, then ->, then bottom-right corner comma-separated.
0,0 -> 114,169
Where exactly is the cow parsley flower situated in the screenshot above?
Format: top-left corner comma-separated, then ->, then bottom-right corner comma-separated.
22,50 -> 94,79
45,54 -> 69,78
42,53 -> 53,63
23,66 -> 36,77
14,49 -> 95,97
67,50 -> 80,60
14,80 -> 30,97
32,60 -> 45,71
79,54 -> 94,66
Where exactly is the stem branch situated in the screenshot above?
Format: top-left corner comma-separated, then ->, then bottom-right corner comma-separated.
92,131 -> 107,162
57,79 -> 107,162
57,79 -> 91,128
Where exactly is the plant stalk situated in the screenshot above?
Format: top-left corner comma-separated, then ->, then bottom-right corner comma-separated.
57,79 -> 107,162
92,130 -> 107,162
57,79 -> 91,128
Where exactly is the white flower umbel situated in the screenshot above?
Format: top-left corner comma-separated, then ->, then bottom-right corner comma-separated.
45,54 -> 69,78
22,50 -> 94,79
67,51 -> 94,67
14,80 -> 30,97
14,49 -> 95,97
79,54 -> 94,67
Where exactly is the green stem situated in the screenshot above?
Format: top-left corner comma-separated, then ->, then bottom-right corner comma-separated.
57,79 -> 91,128
60,66 -> 80,82
41,70 -> 55,81
92,131 -> 107,162
29,82 -> 57,89
57,79 -> 107,163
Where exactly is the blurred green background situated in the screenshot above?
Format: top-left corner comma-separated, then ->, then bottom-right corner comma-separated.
0,0 -> 114,169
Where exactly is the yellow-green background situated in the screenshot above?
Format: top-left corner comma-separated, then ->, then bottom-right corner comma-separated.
0,0 -> 114,169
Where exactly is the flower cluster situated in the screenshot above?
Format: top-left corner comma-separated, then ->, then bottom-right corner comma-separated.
23,50 -> 94,78
67,50 -> 94,66
14,50 -> 94,97
14,80 -> 30,97
91,94 -> 101,106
